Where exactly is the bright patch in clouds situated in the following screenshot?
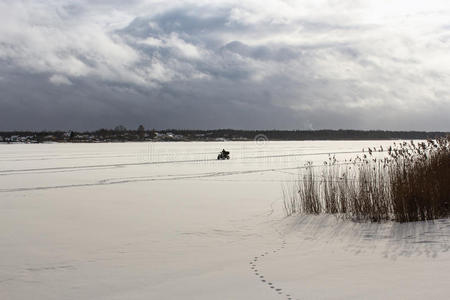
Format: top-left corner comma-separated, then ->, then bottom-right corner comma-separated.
49,74 -> 72,86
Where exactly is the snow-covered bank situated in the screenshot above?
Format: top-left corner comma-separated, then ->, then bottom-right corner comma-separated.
1,141 -> 448,299
259,215 -> 450,299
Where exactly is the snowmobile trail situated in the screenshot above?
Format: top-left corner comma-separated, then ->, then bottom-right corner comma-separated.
0,149 -> 368,176
0,164 -> 355,193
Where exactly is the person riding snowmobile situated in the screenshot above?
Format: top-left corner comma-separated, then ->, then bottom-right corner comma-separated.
218,149 -> 230,160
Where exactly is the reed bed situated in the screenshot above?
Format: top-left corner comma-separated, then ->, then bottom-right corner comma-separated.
284,136 -> 450,222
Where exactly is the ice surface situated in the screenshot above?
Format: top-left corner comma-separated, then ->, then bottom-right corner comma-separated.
0,141 -> 449,299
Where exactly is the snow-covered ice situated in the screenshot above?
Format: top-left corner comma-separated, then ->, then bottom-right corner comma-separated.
1,141 -> 449,299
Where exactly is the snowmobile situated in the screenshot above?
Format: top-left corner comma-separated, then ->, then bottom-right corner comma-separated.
217,150 -> 230,160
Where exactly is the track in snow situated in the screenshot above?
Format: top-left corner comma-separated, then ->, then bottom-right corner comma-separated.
249,225 -> 299,300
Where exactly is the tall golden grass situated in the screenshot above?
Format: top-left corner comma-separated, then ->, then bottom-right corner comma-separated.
284,136 -> 450,222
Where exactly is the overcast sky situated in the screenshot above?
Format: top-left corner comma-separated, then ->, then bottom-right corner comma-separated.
0,0 -> 449,131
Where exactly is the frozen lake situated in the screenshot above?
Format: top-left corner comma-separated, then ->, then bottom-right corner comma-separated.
1,141 -> 449,299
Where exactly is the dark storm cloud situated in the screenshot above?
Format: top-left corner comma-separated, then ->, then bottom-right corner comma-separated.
0,0 -> 449,130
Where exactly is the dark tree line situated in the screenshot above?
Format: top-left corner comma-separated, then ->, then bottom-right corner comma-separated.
165,129 -> 449,141
1,128 -> 448,143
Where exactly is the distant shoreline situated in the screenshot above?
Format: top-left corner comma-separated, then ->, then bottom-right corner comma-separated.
0,129 -> 448,144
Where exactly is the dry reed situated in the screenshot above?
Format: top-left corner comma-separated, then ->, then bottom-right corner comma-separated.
284,136 -> 450,222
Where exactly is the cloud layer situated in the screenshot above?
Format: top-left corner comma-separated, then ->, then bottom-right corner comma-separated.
1,0 -> 449,130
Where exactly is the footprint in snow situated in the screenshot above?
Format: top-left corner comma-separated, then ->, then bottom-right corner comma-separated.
248,230 -> 295,299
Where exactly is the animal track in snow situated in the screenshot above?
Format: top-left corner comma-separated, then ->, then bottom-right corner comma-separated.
248,227 -> 299,300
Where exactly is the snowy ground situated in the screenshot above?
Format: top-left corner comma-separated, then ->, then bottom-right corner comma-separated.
1,141 -> 449,299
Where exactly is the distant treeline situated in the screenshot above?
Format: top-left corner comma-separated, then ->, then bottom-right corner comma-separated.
167,129 -> 449,141
0,128 -> 448,143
